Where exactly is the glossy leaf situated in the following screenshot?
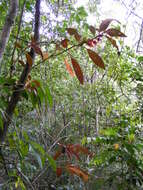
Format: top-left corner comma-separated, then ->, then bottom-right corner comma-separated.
87,49 -> 105,69
64,58 -> 75,77
66,165 -> 88,182
26,53 -> 33,66
106,28 -> 126,37
71,57 -> 84,84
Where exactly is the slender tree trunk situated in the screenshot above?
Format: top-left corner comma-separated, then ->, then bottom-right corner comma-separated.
0,0 -> 18,67
0,0 -> 41,143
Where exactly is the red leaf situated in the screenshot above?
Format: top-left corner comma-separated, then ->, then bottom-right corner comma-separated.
87,49 -> 105,69
66,165 -> 89,182
106,28 -> 126,37
64,58 -> 75,77
56,167 -> 62,177
74,33 -> 81,42
61,39 -> 69,48
71,57 -> 84,84
99,18 -> 117,32
66,28 -> 77,35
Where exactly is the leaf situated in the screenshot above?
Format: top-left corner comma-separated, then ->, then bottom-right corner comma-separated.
0,112 -> 3,130
106,28 -> 127,37
18,60 -> 25,67
99,19 -> 114,32
31,42 -> 43,58
56,167 -> 62,177
66,165 -> 89,182
43,52 -> 48,61
45,86 -> 53,107
61,39 -> 69,48
87,49 -> 105,69
46,154 -> 56,171
64,58 -> 75,77
53,150 -> 62,160
26,53 -> 33,66
15,42 -> 22,49
66,28 -> 77,35
89,25 -> 95,35
31,80 -> 41,88
71,57 -> 84,84
74,33 -> 81,42
106,36 -> 119,50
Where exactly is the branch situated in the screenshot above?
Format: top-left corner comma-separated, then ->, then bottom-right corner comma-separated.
0,0 -> 41,143
0,0 -> 18,68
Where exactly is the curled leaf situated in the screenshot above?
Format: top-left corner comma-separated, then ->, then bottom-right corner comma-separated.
64,58 -> 75,77
26,53 -> 33,66
87,49 -> 105,69
66,165 -> 89,182
106,28 -> 126,37
106,36 -> 119,51
71,57 -> 84,84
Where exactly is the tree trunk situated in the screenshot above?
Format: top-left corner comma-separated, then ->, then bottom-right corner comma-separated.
0,0 -> 18,67
0,0 -> 41,143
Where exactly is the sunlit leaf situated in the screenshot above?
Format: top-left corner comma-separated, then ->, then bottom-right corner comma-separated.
31,80 -> 41,88
87,49 -> 105,69
64,58 -> 75,77
15,42 -> 22,49
26,53 -> 33,66
106,28 -> 127,37
106,36 -> 119,50
45,86 -> 53,107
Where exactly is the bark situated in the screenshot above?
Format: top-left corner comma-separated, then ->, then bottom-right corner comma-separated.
0,0 -> 41,143
0,0 -> 18,66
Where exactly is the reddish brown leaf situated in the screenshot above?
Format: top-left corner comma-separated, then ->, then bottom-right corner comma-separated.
89,25 -> 96,35
43,52 -> 49,61
64,58 -> 75,77
31,80 -> 41,88
87,49 -> 105,69
61,39 -> 69,48
106,36 -> 119,50
71,57 -> 84,84
74,33 -> 81,42
31,42 -> 43,58
26,53 -> 33,66
28,75 -> 31,80
18,60 -> 25,67
66,28 -> 77,35
53,150 -> 62,160
56,167 -> 62,177
106,28 -> 127,37
99,18 -> 115,32
66,165 -> 89,182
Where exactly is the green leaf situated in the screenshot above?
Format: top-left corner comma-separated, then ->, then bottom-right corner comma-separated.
46,154 -> 56,171
45,86 -> 53,107
0,111 -> 3,130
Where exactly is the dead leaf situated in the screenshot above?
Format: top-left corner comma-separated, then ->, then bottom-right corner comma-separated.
26,53 -> 33,66
61,39 -> 69,48
66,28 -> 77,35
43,52 -> 49,61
